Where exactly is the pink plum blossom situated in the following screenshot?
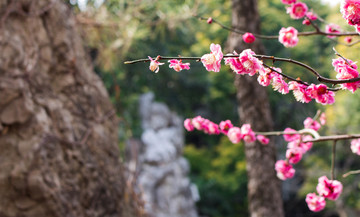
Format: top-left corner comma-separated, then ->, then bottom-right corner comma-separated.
302,19 -> 311,25
168,59 -> 190,72
306,11 -> 318,20
307,84 -> 335,105
224,51 -> 246,75
305,193 -> 326,212
275,160 -> 295,180
227,127 -> 243,144
201,43 -> 223,72
241,124 -> 256,143
287,135 -> 313,154
257,135 -> 270,145
272,73 -> 289,94
283,128 -> 301,142
286,148 -> 303,164
351,138 -> 360,155
184,118 -> 194,131
332,57 -> 360,93
303,117 -> 321,131
316,176 -> 343,201
279,27 -> 299,47
148,56 -> 164,73
341,0 -> 360,26
287,2 -> 308,19
202,120 -> 220,135
257,68 -> 275,86
239,49 -> 264,76
281,0 -> 296,5
207,17 -> 213,24
219,120 -> 234,135
192,116 -> 205,130
325,24 -> 341,39
289,81 -> 312,103
242,32 -> 256,44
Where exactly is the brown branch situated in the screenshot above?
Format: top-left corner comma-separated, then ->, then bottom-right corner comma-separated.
343,170 -> 360,178
331,140 -> 337,180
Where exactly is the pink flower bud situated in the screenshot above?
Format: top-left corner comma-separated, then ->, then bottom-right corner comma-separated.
256,135 -> 270,145
302,19 -> 311,25
207,17 -> 213,24
184,118 -> 194,131
242,32 -> 256,44
345,36 -> 353,43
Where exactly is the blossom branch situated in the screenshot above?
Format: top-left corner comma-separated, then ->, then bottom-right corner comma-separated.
196,15 -> 359,38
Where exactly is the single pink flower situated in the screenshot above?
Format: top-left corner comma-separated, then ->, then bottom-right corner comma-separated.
283,128 -> 301,142
184,118 -> 194,131
239,49 -> 264,76
148,56 -> 164,73
320,112 -> 326,125
257,135 -> 270,145
325,24 -> 341,39
242,32 -> 256,44
305,193 -> 326,212
286,147 -> 303,164
289,81 -> 312,103
307,84 -> 335,105
303,117 -> 321,131
241,124 -> 256,143
272,73 -> 289,94
279,27 -> 299,47
281,0 -> 296,5
306,11 -> 318,20
192,116 -> 205,130
287,2 -> 308,19
201,43 -> 223,72
224,51 -> 246,75
257,68 -> 276,86
275,160 -> 295,180
227,127 -> 243,144
207,17 -> 213,24
316,176 -> 343,201
341,0 -> 360,26
219,120 -> 234,135
287,135 -> 313,154
168,59 -> 190,72
202,120 -> 220,135
351,138 -> 360,155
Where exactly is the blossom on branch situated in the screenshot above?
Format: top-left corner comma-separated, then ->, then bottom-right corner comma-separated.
307,84 -> 335,105
332,57 -> 360,93
272,73 -> 289,94
283,128 -> 301,142
279,27 -> 299,47
168,59 -> 190,72
341,0 -> 360,26
275,160 -> 295,180
241,124 -> 256,143
303,117 -> 321,131
305,193 -> 326,212
184,118 -> 194,131
289,81 -> 312,103
257,135 -> 270,145
286,147 -> 303,164
201,43 -> 223,72
287,2 -> 308,19
239,49 -> 264,76
257,68 -> 275,86
325,24 -> 341,38
219,120 -> 233,135
316,176 -> 343,200
224,51 -> 246,74
227,127 -> 243,144
148,56 -> 164,73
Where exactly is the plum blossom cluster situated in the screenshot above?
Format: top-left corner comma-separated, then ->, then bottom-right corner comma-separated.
184,116 -> 269,145
332,57 -> 360,93
275,115 -> 325,180
223,46 -> 336,104
305,176 -> 343,212
341,0 -> 360,33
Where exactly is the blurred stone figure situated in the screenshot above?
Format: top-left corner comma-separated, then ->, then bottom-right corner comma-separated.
138,92 -> 199,217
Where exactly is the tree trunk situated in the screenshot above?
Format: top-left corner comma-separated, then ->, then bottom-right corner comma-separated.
0,1 -> 141,216
226,0 -> 284,216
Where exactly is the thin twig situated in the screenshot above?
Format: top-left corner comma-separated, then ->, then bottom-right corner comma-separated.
343,170 -> 360,178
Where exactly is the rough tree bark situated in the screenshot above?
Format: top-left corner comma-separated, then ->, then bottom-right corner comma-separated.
226,0 -> 284,216
0,0 -> 141,216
